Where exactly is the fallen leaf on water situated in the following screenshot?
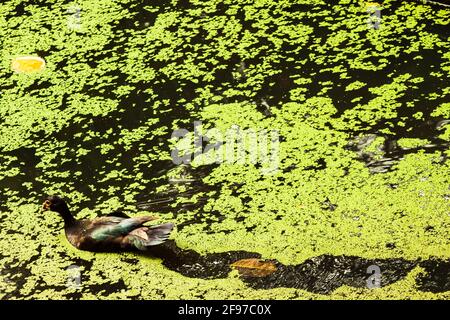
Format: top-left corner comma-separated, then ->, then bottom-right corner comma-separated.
231,258 -> 277,277
11,56 -> 46,73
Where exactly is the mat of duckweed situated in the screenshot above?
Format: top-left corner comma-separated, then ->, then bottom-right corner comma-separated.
0,0 -> 449,299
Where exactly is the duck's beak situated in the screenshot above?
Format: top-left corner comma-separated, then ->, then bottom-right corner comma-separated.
41,200 -> 51,212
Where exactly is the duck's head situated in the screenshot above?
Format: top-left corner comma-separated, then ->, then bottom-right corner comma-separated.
42,195 -> 70,216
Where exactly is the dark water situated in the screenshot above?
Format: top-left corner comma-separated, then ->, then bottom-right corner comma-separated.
144,241 -> 449,294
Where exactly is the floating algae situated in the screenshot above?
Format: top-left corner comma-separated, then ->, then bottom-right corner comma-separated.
0,0 -> 449,299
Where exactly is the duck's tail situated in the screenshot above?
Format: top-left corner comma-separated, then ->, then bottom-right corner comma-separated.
124,223 -> 174,250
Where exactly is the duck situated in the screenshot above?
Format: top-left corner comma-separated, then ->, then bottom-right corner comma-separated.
42,195 -> 174,252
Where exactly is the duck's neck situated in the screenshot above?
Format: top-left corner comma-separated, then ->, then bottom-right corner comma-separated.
59,207 -> 76,226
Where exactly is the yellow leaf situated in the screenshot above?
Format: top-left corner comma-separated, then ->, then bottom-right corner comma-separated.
11,56 -> 46,73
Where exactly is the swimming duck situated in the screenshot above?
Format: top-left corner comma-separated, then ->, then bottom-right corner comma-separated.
42,195 -> 174,252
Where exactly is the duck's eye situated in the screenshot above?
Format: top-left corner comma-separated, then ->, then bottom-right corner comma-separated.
42,200 -> 52,210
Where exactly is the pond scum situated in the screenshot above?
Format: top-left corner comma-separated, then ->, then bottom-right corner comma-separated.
0,0 -> 449,299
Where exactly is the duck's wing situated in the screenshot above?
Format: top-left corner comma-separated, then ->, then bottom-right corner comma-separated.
123,223 -> 174,250
88,216 -> 157,241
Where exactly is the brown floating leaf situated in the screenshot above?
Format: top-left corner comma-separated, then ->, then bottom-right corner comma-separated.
231,258 -> 277,277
